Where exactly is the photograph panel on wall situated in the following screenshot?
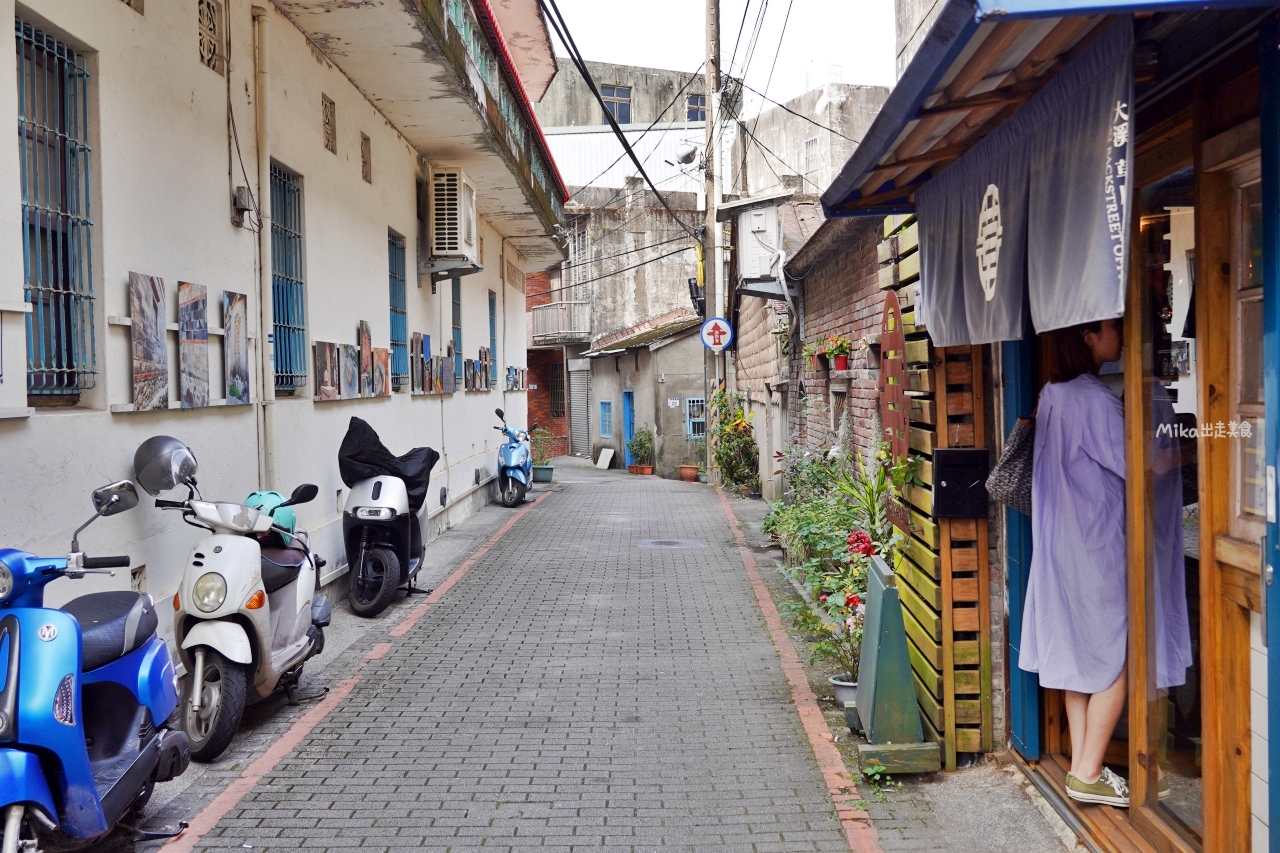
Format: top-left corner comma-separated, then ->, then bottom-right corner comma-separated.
410,333 -> 423,394
316,342 -> 340,400
373,348 -> 389,397
178,281 -> 210,408
358,321 -> 373,397
222,291 -> 251,405
442,358 -> 455,394
129,271 -> 169,411
433,357 -> 443,394
340,344 -> 359,399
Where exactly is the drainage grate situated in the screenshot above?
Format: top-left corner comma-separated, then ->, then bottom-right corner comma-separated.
639,539 -> 703,548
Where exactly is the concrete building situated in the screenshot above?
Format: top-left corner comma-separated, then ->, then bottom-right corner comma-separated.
527,61 -> 706,476
0,0 -> 566,644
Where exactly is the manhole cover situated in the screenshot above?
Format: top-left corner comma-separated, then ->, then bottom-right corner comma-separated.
639,539 -> 703,548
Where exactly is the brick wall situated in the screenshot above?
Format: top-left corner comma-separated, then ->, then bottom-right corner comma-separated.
526,271 -> 553,309
735,294 -> 783,395
785,217 -> 884,459
526,349 -> 570,458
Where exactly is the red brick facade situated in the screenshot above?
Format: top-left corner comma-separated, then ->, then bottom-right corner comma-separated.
525,270 -> 553,309
785,216 -> 884,459
526,349 -> 569,458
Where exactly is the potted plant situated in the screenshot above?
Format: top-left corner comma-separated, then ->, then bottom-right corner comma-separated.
679,437 -> 705,482
530,427 -> 555,483
801,340 -> 822,372
627,427 -> 655,475
823,333 -> 853,371
813,588 -> 865,710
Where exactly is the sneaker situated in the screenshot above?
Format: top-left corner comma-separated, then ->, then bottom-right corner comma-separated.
1158,775 -> 1170,801
1066,768 -> 1130,807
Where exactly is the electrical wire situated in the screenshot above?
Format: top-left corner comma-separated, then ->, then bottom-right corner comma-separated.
228,101 -> 262,232
558,232 -> 693,271
542,245 -> 694,297
737,80 -> 855,141
738,121 -> 825,193
539,0 -> 700,239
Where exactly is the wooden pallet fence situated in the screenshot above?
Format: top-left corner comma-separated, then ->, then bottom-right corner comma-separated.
878,215 -> 993,772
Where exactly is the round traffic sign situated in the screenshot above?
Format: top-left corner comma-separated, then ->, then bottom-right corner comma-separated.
700,317 -> 734,353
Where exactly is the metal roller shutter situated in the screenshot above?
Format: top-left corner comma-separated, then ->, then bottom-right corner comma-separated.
569,365 -> 591,456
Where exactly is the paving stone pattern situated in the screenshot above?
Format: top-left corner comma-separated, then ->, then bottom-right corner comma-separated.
194,467 -> 851,853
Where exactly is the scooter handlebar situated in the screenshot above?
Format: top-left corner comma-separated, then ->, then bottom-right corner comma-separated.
83,555 -> 130,569
155,499 -> 186,509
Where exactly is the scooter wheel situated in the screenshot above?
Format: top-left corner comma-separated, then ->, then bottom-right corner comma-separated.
500,477 -> 526,507
348,546 -> 400,617
183,648 -> 247,762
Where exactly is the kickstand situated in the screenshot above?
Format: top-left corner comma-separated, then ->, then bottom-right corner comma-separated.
123,820 -> 189,843
285,684 -> 330,706
404,579 -> 434,596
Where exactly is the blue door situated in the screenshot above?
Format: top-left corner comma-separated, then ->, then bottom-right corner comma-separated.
1001,340 -> 1040,760
1260,19 -> 1280,847
622,391 -> 635,464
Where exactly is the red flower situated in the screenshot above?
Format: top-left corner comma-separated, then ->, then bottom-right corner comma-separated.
847,530 -> 874,557
819,594 -> 828,602
845,594 -> 861,608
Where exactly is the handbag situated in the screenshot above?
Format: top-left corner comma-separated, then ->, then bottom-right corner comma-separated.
987,416 -> 1035,517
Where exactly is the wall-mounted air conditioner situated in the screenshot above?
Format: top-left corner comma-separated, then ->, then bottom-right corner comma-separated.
738,207 -> 779,282
419,166 -> 483,280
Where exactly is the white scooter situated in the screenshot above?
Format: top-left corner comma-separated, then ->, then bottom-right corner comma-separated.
134,436 -> 332,762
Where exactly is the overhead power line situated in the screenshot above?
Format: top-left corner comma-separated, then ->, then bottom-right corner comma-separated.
738,80 -> 855,141
558,233 -> 692,271
539,0 -> 700,240
542,245 -> 695,297
738,122 -> 824,193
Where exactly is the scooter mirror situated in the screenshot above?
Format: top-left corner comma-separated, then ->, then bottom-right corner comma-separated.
495,408 -> 505,420
92,480 -> 139,517
283,483 -> 319,507
530,422 -> 538,432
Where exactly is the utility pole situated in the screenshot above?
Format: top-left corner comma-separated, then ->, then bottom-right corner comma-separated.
704,0 -> 721,478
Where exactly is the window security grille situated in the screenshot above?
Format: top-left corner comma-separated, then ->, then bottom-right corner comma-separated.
452,278 -> 463,379
321,95 -> 336,154
600,400 -> 613,438
360,133 -> 371,183
197,0 -> 226,75
686,398 -> 706,437
18,19 -> 97,396
270,164 -> 307,390
804,137 -> 819,174
389,232 -> 407,390
548,368 -> 565,419
488,290 -> 497,382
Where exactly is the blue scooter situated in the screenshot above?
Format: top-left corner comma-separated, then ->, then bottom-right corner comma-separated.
494,408 -> 535,507
0,480 -> 190,851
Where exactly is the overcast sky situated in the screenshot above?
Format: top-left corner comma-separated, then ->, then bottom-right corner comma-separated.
547,0 -> 897,117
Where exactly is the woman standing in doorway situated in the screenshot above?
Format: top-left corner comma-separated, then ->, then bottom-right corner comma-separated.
1018,317 -> 1131,807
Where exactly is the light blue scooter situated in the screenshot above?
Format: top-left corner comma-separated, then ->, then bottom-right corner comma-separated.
493,408 -> 535,507
0,481 -> 190,852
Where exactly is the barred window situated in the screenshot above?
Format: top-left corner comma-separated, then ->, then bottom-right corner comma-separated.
548,367 -> 565,419
389,232 -> 407,390
18,19 -> 97,397
270,164 -> 307,390
488,290 -> 498,383
686,398 -> 706,437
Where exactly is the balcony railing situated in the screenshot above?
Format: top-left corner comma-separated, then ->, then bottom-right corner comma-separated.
531,302 -> 591,344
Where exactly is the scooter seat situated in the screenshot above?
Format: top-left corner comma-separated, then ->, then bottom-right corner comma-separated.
62,592 -> 158,672
261,543 -> 309,594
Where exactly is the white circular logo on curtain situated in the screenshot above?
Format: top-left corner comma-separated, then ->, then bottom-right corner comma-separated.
976,184 -> 1003,302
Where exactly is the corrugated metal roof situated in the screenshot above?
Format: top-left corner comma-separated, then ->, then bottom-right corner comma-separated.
545,124 -> 707,194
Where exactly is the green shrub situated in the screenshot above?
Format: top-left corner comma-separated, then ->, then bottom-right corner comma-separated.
627,426 -> 654,466
530,427 -> 556,466
709,391 -> 760,490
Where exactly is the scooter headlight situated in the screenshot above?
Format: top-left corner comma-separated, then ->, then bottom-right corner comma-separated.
355,506 -> 395,520
192,572 -> 227,613
0,562 -> 13,602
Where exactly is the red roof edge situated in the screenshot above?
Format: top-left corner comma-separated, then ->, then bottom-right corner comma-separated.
470,0 -> 570,204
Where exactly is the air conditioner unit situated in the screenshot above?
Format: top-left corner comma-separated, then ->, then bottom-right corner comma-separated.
420,166 -> 483,280
738,207 -> 778,282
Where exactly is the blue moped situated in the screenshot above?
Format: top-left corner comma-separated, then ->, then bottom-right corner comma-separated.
0,480 -> 190,852
494,408 -> 535,507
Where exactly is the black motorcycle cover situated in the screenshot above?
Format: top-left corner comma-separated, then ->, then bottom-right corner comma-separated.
337,417 -> 440,512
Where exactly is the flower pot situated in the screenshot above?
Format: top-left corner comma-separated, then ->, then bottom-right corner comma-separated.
696,471 -> 708,483
828,674 -> 858,710
810,355 -> 821,371
833,354 -> 849,371
531,465 -> 554,483
679,464 -> 699,482
638,465 -> 654,475
627,464 -> 640,474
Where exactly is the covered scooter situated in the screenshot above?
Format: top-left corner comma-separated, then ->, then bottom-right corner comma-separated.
338,418 -> 439,618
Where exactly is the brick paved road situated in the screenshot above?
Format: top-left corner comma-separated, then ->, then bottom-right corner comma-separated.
194,465 -> 851,853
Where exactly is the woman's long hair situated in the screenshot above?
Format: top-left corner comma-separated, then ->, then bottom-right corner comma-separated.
1042,320 -> 1105,384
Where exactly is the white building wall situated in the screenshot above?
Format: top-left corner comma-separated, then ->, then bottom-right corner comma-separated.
0,0 -> 532,644
1253,612 -> 1270,852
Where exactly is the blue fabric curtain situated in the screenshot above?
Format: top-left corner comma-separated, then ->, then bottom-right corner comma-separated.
916,20 -> 1133,344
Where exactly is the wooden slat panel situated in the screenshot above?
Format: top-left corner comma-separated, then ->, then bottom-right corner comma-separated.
899,221 -> 919,254
904,483 -> 933,515
906,368 -> 933,393
953,640 -> 980,666
878,263 -> 899,290
877,235 -> 899,264
947,422 -> 976,447
950,519 -> 978,540
900,536 -> 940,579
952,577 -> 979,602
913,671 -> 945,730
953,606 -> 980,632
949,547 -> 978,572
898,250 -> 921,283
916,458 -> 933,486
944,360 -> 973,385
945,391 -> 974,416
955,700 -> 982,724
897,553 -> 942,609
908,509 -> 938,548
898,577 -> 941,638
905,339 -> 931,365
920,704 -> 943,745
1215,533 -> 1261,573
954,670 -> 981,694
909,427 -> 935,455
903,605 -> 941,668
1222,563 -> 1262,613
955,728 -> 982,753
909,397 -> 936,424
908,636 -> 942,697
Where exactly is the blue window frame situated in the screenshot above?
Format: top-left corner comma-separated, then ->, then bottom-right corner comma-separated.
451,278 -> 463,380
600,400 -> 613,438
18,19 -> 96,396
388,232 -> 407,390
686,398 -> 706,438
488,290 -> 497,383
270,163 -> 307,390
